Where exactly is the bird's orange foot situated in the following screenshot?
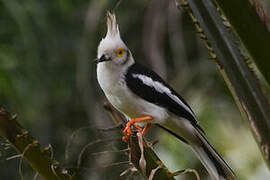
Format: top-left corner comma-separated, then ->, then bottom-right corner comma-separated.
122,116 -> 153,142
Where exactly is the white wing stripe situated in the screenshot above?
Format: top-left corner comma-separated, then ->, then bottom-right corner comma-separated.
132,74 -> 195,117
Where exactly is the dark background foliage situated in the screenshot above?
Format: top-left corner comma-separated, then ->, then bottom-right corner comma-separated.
0,0 -> 269,179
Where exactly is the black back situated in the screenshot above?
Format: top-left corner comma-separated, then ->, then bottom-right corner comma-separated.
125,63 -> 197,125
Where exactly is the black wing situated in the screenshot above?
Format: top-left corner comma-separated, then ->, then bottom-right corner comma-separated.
125,63 -> 198,125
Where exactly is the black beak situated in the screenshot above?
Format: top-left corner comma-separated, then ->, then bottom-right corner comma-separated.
94,55 -> 111,64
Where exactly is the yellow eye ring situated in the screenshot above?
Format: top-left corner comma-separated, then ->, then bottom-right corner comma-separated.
116,47 -> 125,57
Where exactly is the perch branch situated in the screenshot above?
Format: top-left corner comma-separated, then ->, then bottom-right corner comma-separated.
103,101 -> 177,180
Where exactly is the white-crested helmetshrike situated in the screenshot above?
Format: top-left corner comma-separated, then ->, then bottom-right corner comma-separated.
96,12 -> 235,180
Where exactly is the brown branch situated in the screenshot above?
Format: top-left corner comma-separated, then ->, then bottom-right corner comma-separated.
0,106 -> 75,180
103,101 -> 176,180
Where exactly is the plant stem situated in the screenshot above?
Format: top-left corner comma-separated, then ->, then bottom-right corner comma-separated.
0,106 -> 74,180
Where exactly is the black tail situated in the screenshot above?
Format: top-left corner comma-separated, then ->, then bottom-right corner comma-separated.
190,128 -> 235,180
157,124 -> 236,180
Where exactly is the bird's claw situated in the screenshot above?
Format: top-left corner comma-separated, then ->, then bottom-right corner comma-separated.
122,122 -> 142,142
122,116 -> 153,143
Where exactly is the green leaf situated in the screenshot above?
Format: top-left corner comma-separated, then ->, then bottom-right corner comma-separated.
180,0 -> 270,169
215,0 -> 270,85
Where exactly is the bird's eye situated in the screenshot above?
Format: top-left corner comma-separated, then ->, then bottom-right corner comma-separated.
116,48 -> 125,58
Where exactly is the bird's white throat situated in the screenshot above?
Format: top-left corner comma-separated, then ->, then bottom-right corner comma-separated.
97,59 -> 133,93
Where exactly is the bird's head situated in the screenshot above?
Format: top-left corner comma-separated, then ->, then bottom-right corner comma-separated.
97,12 -> 133,66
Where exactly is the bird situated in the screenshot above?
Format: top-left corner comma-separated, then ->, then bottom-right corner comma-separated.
96,12 -> 236,180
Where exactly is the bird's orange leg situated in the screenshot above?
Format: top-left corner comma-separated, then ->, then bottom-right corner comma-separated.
142,123 -> 151,136
122,116 -> 153,142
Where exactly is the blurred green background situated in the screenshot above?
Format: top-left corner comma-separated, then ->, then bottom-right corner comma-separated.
0,0 -> 269,179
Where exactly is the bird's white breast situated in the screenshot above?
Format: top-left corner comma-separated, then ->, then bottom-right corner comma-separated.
97,63 -> 169,125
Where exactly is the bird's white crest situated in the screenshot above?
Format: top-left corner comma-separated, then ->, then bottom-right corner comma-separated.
97,12 -> 128,59
106,12 -> 120,39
